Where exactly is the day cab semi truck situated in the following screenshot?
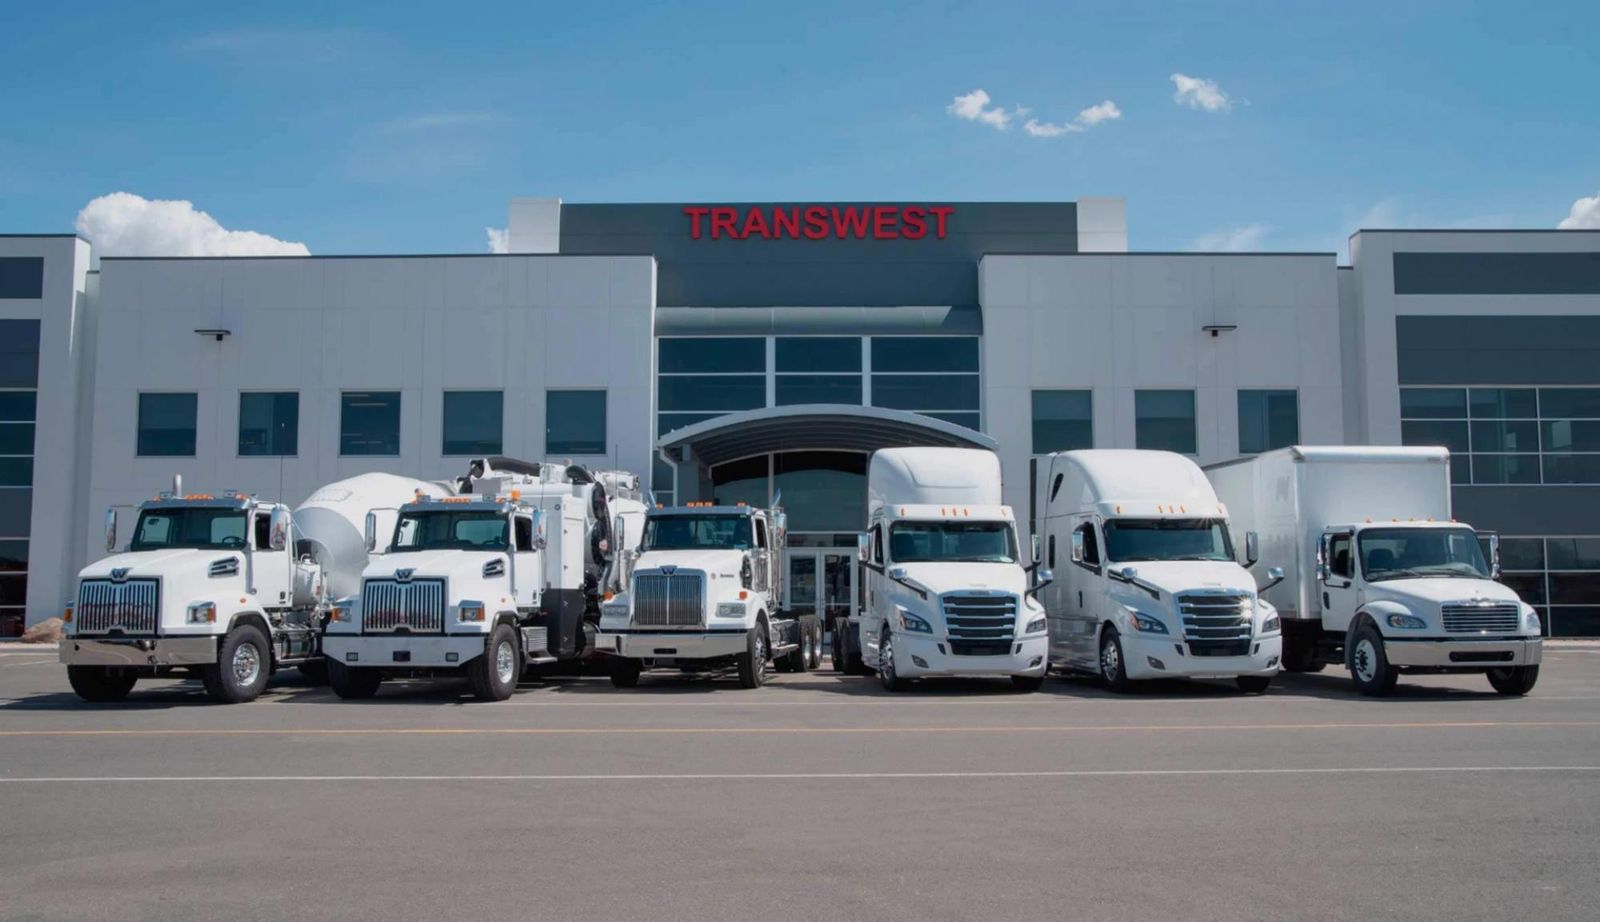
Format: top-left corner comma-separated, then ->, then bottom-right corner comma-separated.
1206,446 -> 1543,696
596,498 -> 823,688
59,472 -> 433,703
856,447 -> 1051,692
1032,450 -> 1283,693
322,458 -> 647,701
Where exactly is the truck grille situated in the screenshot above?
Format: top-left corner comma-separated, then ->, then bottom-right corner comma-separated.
943,593 -> 1016,654
76,579 -> 160,635
1179,592 -> 1251,644
361,579 -> 446,633
632,572 -> 704,627
1441,603 -> 1520,634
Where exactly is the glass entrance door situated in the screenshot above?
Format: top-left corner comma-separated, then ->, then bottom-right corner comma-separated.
785,547 -> 857,622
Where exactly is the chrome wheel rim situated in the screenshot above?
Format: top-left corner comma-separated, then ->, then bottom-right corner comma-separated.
1100,637 -> 1119,681
494,640 -> 515,685
754,629 -> 766,681
232,642 -> 261,686
1353,638 -> 1378,684
881,635 -> 895,685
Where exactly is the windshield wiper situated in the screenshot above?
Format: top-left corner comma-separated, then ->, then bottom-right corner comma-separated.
1169,555 -> 1227,561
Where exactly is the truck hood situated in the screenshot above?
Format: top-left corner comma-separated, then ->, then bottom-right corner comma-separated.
364,549 -> 506,584
635,548 -> 745,579
1106,560 -> 1258,601
78,549 -> 225,581
893,561 -> 1030,598
1364,577 -> 1521,608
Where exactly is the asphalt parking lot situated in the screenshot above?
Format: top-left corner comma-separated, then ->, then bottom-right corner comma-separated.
2,645 -> 1598,922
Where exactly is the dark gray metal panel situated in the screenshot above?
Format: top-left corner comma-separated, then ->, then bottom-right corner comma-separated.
655,304 -> 982,336
1453,486 -> 1600,536
1397,316 -> 1600,385
1394,251 -> 1600,295
0,257 -> 44,299
560,202 -> 1077,308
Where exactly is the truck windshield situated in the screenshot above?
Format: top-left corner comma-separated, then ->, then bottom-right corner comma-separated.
643,515 -> 753,551
889,522 -> 1017,564
391,510 -> 508,551
129,508 -> 248,551
1102,519 -> 1233,563
1359,527 -> 1490,581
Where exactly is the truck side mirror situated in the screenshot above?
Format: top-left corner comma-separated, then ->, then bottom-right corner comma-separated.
1315,537 -> 1329,583
1261,566 -> 1285,592
1244,531 -> 1260,568
1488,533 -> 1502,580
105,508 -> 118,553
269,506 -> 291,552
530,509 -> 548,550
1031,534 -> 1042,566
1036,567 -> 1054,586
1070,531 -> 1085,564
364,511 -> 378,553
857,532 -> 869,564
611,514 -> 626,560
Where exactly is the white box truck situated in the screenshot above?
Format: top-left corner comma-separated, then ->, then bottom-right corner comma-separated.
1032,450 -> 1283,693
856,447 -> 1050,692
595,499 -> 822,688
1206,446 -> 1543,696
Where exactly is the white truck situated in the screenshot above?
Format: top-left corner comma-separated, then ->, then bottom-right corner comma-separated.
596,499 -> 822,688
58,472 -> 428,703
856,447 -> 1050,692
322,458 -> 648,701
1206,446 -> 1543,696
1031,450 -> 1283,694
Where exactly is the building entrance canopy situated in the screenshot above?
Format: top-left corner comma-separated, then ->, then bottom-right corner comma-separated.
656,404 -> 996,469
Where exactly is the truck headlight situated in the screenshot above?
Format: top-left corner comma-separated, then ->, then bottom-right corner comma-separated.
714,602 -> 747,618
601,601 -> 630,619
1123,606 -> 1168,634
457,602 -> 486,623
896,608 -> 932,633
1025,617 -> 1046,635
1525,609 -> 1542,634
186,601 -> 217,624
1261,615 -> 1281,634
1385,613 -> 1427,630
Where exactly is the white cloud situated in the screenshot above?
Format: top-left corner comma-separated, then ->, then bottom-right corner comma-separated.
947,89 -> 1026,130
1194,223 -> 1270,252
486,227 -> 509,253
1170,73 -> 1232,112
1559,192 -> 1600,229
75,192 -> 309,258
1076,100 -> 1122,126
1023,100 -> 1123,138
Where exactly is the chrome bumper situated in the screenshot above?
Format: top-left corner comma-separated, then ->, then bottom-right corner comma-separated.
1385,637 -> 1543,668
59,636 -> 217,667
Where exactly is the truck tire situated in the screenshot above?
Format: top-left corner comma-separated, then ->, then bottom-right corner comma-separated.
806,624 -> 823,670
1349,623 -> 1399,697
327,658 -> 383,699
66,666 -> 137,703
1487,665 -> 1539,696
202,624 -> 272,704
878,629 -> 907,692
1011,674 -> 1044,692
297,659 -> 328,685
736,623 -> 768,689
1281,635 -> 1325,673
780,622 -> 807,673
467,623 -> 521,701
831,626 -> 848,673
608,656 -> 642,688
1236,675 -> 1272,694
1099,627 -> 1132,693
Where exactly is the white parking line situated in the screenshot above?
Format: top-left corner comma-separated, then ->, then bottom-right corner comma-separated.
0,765 -> 1595,784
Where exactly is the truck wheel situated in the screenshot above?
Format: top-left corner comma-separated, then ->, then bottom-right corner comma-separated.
608,656 -> 642,688
806,625 -> 823,670
1487,665 -> 1539,696
1236,675 -> 1272,694
467,624 -> 521,701
781,623 -> 808,673
1011,674 -> 1044,692
1282,636 -> 1325,673
203,624 -> 272,704
326,658 -> 383,699
878,630 -> 907,692
736,623 -> 768,688
66,666 -> 137,703
831,627 -> 848,673
1349,623 -> 1399,697
297,659 -> 328,685
1099,627 -> 1132,693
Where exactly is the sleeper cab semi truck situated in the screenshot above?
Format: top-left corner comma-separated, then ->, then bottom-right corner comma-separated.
1205,446 -> 1543,697
595,499 -> 823,688
322,458 -> 647,701
58,472 -> 424,704
856,447 -> 1051,692
1031,450 -> 1282,693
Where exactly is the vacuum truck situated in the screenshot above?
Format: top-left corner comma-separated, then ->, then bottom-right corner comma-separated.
59,472 -> 441,703
322,458 -> 648,701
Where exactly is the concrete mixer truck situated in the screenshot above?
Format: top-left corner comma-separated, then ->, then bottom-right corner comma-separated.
59,472 -> 450,704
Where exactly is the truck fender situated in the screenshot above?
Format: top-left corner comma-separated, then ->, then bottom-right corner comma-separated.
225,611 -> 274,664
1344,604 -> 1408,670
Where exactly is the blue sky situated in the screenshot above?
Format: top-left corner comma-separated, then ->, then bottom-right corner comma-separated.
2,0 -> 1597,260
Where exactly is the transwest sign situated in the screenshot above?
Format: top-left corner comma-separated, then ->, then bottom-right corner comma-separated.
683,205 -> 954,241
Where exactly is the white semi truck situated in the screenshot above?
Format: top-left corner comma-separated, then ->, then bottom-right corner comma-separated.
59,472 -> 433,703
857,447 -> 1050,692
1206,446 -> 1543,696
596,499 -> 822,688
322,458 -> 648,701
1031,450 -> 1283,693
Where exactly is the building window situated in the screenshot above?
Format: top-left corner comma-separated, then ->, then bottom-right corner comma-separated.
0,320 -> 36,638
238,392 -> 298,457
657,337 -> 767,436
776,337 -> 863,407
869,336 -> 981,431
137,393 -> 198,457
0,258 -> 44,300
1237,389 -> 1299,454
442,391 -> 503,456
1400,386 -> 1600,485
1496,536 -> 1600,637
340,391 -> 400,456
1031,390 -> 1092,454
1135,390 -> 1197,455
547,390 -> 607,456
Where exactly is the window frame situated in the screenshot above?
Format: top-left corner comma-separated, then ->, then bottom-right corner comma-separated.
136,391 -> 199,458
546,388 -> 609,457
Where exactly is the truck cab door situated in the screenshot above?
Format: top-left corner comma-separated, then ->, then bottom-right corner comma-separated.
1063,517 -> 1105,667
513,514 -> 540,610
250,508 -> 292,610
1319,530 -> 1359,633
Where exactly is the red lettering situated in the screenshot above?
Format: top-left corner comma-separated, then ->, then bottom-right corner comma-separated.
803,206 -> 829,240
872,207 -> 899,239
901,206 -> 927,240
740,207 -> 771,239
928,205 -> 954,239
709,206 -> 739,240
832,206 -> 870,239
682,206 -> 710,240
771,207 -> 800,239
